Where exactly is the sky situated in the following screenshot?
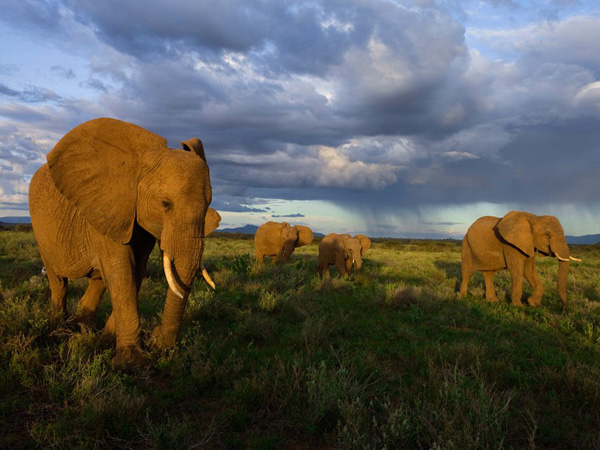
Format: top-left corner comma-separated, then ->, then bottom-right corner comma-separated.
1,0 -> 599,238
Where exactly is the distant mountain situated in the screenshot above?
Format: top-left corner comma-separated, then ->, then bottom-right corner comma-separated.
218,224 -> 260,234
0,216 -> 31,224
566,234 -> 600,245
217,224 -> 324,237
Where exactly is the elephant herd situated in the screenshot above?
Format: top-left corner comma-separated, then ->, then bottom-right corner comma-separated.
253,221 -> 372,277
28,119 -> 581,370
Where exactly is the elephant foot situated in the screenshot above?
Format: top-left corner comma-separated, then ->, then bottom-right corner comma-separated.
152,325 -> 177,348
112,345 -> 149,371
99,327 -> 116,346
99,313 -> 116,345
71,310 -> 97,329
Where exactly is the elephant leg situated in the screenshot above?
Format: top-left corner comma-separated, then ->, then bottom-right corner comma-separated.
335,255 -> 348,277
508,262 -> 525,307
74,278 -> 106,327
483,271 -> 499,302
257,252 -> 265,265
91,237 -> 146,369
100,312 -> 116,345
524,258 -> 544,307
45,266 -> 68,319
459,265 -> 473,298
275,248 -> 285,264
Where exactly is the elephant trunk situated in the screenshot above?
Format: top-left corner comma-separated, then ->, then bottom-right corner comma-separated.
281,241 -> 295,262
552,238 -> 570,310
159,254 -> 203,345
354,257 -> 362,272
345,256 -> 362,274
557,260 -> 569,311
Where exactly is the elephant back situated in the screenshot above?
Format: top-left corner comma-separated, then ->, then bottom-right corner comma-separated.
46,118 -> 169,244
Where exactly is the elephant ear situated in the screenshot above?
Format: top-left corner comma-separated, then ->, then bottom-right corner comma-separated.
356,234 -> 371,254
496,211 -> 535,257
294,225 -> 314,247
47,118 -> 167,244
181,138 -> 207,162
204,208 -> 221,236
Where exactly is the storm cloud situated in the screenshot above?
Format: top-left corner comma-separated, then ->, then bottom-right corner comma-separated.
1,0 -> 599,236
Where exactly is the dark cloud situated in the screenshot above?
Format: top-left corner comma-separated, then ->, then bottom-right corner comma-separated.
0,84 -> 20,98
0,0 -> 63,33
272,213 -> 305,218
422,221 -> 464,226
0,84 -> 61,103
50,66 -> 76,79
210,199 -> 267,214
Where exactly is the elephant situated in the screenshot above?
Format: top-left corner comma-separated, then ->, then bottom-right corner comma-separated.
254,221 -> 314,264
70,206 -> 221,329
317,233 -> 371,277
29,117 -> 220,369
459,211 -> 581,309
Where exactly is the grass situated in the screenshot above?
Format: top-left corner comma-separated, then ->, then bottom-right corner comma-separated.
1,230 -> 600,449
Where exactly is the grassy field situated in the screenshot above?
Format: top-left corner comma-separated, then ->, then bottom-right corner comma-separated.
1,230 -> 600,449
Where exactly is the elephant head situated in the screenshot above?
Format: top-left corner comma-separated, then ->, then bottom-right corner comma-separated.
47,118 -> 214,301
279,223 -> 314,261
338,234 -> 370,273
496,211 -> 579,308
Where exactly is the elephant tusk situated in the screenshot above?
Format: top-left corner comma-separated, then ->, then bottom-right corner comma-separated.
569,256 -> 582,262
163,253 -> 184,299
201,261 -> 216,290
554,253 -> 570,262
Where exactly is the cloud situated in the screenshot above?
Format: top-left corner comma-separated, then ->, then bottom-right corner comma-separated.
0,85 -> 61,103
1,1 -> 600,236
210,199 -> 267,213
272,213 -> 305,218
50,66 -> 76,80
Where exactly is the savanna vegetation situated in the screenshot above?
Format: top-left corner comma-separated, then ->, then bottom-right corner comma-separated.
1,229 -> 600,449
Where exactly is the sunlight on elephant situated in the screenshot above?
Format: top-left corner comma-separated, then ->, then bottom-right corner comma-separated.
459,211 -> 581,310
254,221 -> 314,264
29,118 -> 220,370
317,233 -> 371,277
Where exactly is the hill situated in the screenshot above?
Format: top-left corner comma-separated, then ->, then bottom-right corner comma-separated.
219,224 -> 259,234
219,223 -> 325,237
566,234 -> 600,245
0,216 -> 31,225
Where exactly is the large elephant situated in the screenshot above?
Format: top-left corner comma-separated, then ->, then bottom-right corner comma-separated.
254,221 -> 314,263
29,118 -> 219,369
459,211 -> 580,309
317,233 -> 371,277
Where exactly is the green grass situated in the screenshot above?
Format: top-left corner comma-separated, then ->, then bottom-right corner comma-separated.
1,230 -> 600,449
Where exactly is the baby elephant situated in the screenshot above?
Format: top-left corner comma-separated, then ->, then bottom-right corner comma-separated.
254,221 -> 314,264
318,233 -> 371,277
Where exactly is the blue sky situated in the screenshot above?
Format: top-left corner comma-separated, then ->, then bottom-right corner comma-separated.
1,0 -> 599,238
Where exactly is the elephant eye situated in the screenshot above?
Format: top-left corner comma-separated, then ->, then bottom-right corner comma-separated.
161,199 -> 173,211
